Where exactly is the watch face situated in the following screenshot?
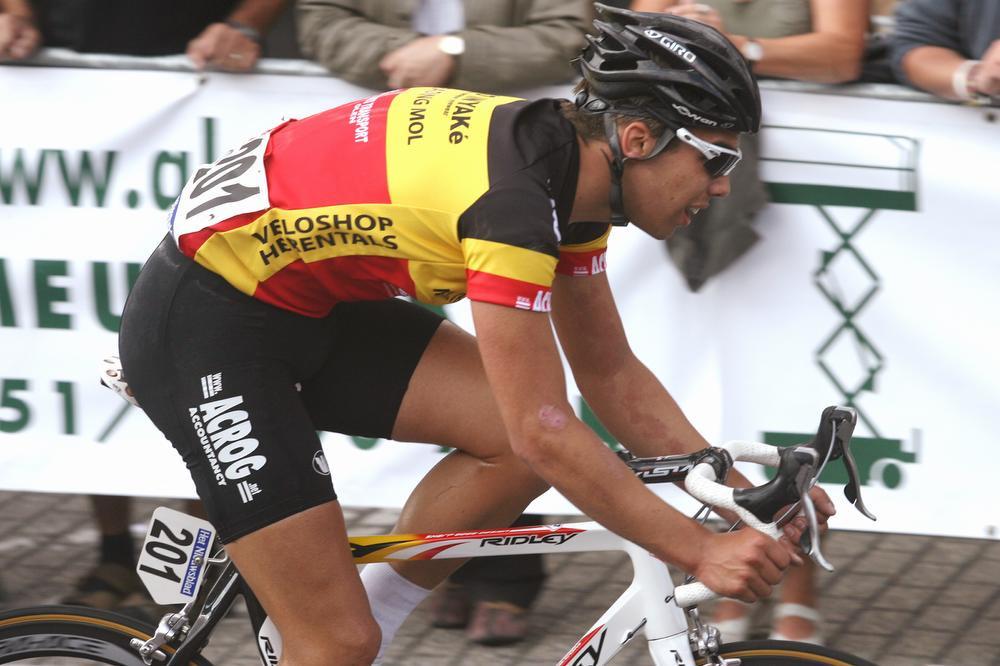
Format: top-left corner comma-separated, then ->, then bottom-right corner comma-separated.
743,40 -> 763,62
439,35 -> 465,56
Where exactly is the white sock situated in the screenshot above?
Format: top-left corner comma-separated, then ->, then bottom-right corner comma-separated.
360,564 -> 432,663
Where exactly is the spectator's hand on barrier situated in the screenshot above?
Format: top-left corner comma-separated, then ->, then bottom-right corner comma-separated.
0,13 -> 41,60
379,36 -> 456,89
970,40 -> 1000,98
187,22 -> 261,73
665,0 -> 725,34
694,529 -> 802,603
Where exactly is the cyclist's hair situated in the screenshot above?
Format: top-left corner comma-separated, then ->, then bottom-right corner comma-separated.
560,80 -> 669,143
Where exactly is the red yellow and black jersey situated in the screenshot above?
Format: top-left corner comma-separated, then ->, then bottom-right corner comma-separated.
168,87 -> 610,317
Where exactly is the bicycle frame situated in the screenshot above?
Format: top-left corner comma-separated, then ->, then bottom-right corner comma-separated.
145,406 -> 868,666
350,521 -> 696,665
156,521 -> 703,666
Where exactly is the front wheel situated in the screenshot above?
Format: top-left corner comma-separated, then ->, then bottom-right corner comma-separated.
0,605 -> 213,665
697,640 -> 877,665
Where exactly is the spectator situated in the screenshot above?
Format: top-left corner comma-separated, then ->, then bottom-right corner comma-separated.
296,0 -> 591,93
890,0 -> 1000,103
0,0 -> 296,70
0,0 -> 39,59
629,0 -> 867,645
631,0 -> 868,293
60,496 -> 143,612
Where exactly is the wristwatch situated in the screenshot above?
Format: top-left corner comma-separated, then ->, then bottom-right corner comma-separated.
225,19 -> 262,44
741,39 -> 763,63
437,35 -> 465,56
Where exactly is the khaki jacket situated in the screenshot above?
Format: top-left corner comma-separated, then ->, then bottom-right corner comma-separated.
297,0 -> 591,93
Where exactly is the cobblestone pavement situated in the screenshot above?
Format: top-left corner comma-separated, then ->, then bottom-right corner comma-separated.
1,491 -> 998,665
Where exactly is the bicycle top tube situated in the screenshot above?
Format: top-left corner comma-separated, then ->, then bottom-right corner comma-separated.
348,521 -> 624,564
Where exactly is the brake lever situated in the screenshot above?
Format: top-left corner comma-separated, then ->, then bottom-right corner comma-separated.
798,488 -> 834,572
826,408 -> 877,522
840,441 -> 877,521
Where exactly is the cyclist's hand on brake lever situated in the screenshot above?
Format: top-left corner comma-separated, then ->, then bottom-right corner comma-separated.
694,530 -> 802,603
806,485 -> 836,530
780,485 -> 836,548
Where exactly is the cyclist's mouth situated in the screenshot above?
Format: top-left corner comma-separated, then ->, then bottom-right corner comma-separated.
682,207 -> 704,226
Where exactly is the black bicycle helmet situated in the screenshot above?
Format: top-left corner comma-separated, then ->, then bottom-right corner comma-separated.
573,4 -> 762,225
576,4 -> 761,133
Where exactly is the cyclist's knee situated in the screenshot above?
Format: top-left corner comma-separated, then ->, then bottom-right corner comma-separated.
281,616 -> 380,666
502,454 -> 551,500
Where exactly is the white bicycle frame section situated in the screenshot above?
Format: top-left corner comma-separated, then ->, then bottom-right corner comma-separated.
358,522 -> 698,666
348,438 -> 793,665
139,432 -> 857,666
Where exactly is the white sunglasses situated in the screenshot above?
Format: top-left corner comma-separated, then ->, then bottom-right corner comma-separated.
675,127 -> 742,178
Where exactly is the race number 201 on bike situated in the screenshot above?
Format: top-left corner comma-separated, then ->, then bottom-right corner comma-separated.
0,406 -> 878,665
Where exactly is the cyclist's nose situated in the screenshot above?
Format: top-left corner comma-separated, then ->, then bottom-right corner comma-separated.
708,174 -> 731,198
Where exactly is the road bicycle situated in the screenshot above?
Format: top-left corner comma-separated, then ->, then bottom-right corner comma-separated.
0,405 -> 878,665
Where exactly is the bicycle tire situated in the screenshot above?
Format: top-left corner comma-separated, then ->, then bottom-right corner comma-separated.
697,639 -> 877,666
0,605 -> 213,665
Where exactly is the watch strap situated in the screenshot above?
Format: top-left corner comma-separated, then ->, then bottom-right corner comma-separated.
225,19 -> 262,44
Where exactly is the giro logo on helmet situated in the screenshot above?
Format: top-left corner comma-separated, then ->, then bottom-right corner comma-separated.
643,29 -> 697,64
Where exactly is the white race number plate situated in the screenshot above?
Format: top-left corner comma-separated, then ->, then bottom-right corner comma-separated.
136,507 -> 217,605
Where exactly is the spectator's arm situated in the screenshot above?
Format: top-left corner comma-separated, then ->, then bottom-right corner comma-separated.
902,40 -> 1000,100
889,0 -> 986,99
900,46 -> 970,99
297,0 -> 419,88
0,0 -> 31,16
452,0 -> 590,92
737,0 -> 868,83
631,0 -> 668,10
227,0 -> 289,34
0,0 -> 40,60
635,0 -> 868,84
187,0 -> 290,71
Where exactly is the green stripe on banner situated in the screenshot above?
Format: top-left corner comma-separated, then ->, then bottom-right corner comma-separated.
766,183 -> 917,211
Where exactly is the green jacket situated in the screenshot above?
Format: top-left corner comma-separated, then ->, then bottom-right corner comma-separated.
297,0 -> 591,93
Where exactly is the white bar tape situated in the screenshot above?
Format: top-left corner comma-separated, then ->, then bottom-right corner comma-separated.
674,581 -> 715,608
674,440 -> 787,608
721,440 -> 782,466
685,467 -> 782,540
685,463 -> 735,507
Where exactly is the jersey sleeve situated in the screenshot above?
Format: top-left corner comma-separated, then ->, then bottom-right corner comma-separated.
458,179 -> 560,312
556,223 -> 611,277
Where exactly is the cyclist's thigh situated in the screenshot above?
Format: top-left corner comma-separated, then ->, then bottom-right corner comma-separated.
391,317 -> 512,460
119,236 -> 339,544
298,299 -> 507,460
298,298 -> 445,439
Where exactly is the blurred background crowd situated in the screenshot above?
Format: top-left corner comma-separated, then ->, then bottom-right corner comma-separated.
1,0 -> 997,656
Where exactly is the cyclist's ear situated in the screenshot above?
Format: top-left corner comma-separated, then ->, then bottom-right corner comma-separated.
618,120 -> 657,160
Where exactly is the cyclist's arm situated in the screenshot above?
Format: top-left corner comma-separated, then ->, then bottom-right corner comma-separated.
550,273 -> 835,529
471,300 -> 710,572
551,272 -> 729,462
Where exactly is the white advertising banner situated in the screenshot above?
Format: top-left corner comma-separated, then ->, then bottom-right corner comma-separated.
1,64 -> 997,539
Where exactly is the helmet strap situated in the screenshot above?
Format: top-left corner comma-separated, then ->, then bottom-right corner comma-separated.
602,114 -> 676,227
603,114 -> 629,227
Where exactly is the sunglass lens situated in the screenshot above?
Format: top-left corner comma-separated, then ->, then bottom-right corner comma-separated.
705,154 -> 740,178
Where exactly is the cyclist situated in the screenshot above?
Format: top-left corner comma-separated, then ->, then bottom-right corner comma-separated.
119,5 -> 833,665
